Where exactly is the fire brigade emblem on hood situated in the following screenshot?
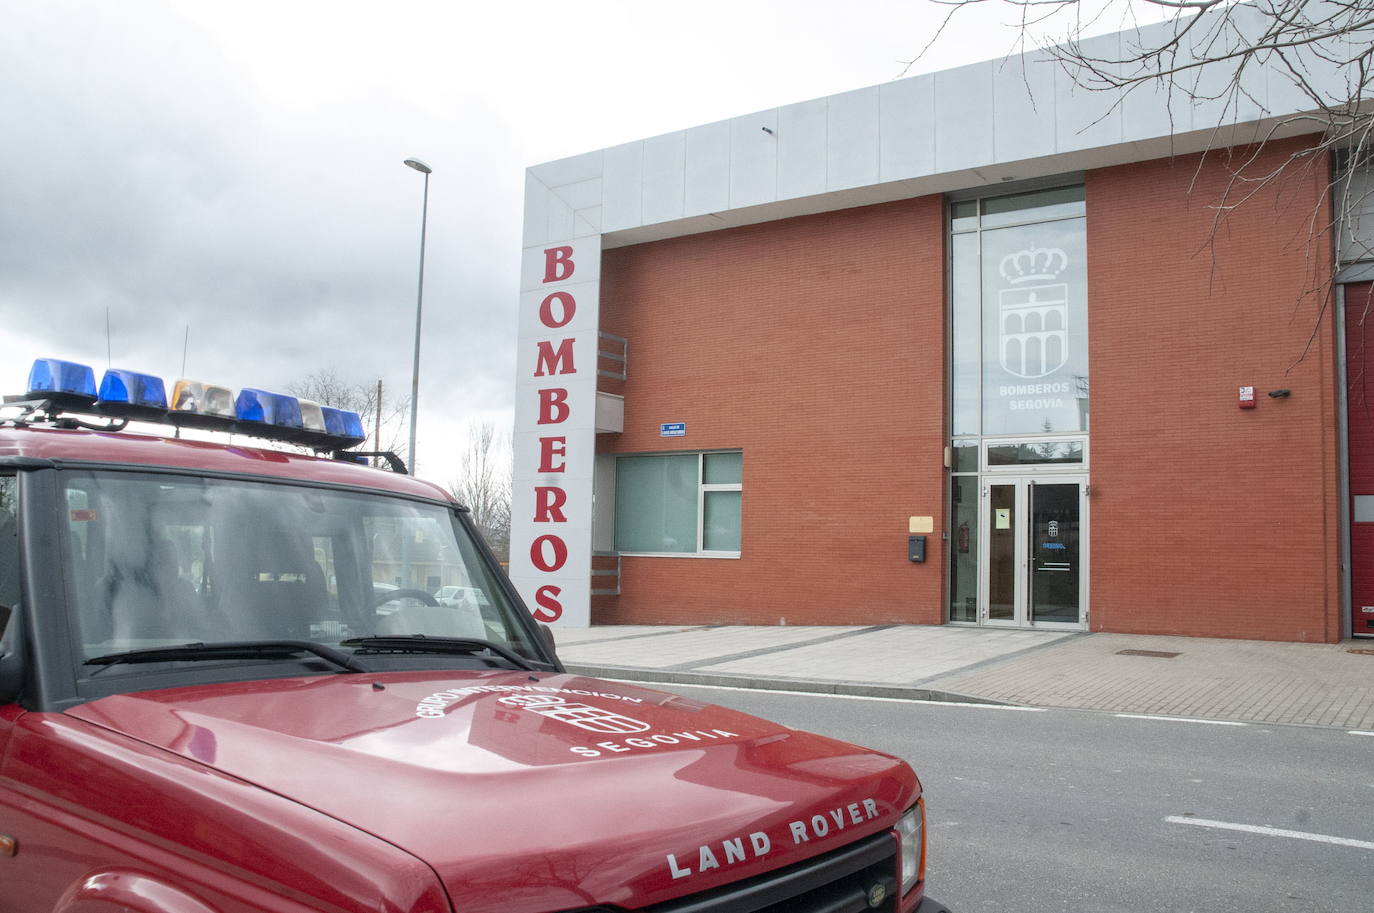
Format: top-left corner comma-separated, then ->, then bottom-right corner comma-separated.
998,245 -> 1069,380
498,693 -> 651,734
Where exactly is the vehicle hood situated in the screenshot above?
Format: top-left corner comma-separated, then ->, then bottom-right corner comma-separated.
68,670 -> 918,913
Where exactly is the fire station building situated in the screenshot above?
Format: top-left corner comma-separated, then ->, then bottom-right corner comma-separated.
509,17 -> 1374,642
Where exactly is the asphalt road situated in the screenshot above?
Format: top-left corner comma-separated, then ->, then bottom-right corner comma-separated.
663,683 -> 1374,913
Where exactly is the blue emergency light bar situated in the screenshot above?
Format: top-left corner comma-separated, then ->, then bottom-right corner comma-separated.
17,358 -> 367,452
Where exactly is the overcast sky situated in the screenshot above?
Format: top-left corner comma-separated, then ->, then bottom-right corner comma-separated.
0,0 -> 1147,483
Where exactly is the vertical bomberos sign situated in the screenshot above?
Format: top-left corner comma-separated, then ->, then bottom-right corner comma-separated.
509,234 -> 600,627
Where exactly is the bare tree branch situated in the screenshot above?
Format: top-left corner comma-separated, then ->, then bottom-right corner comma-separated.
448,420 -> 512,562
919,0 -> 1374,370
288,368 -> 410,464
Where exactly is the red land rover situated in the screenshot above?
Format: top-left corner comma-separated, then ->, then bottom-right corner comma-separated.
0,360 -> 950,913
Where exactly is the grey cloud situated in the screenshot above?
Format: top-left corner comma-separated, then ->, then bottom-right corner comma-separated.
0,2 -> 520,459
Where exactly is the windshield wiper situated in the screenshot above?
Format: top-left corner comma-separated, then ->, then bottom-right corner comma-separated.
85,640 -> 368,675
341,635 -> 541,672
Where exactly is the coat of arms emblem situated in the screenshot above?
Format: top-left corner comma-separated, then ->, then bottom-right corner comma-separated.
498,693 -> 651,734
997,246 -> 1070,379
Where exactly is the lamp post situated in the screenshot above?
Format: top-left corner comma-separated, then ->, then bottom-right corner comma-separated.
403,157 -> 432,476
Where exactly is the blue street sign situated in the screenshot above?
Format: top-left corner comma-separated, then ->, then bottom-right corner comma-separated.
660,422 -> 686,437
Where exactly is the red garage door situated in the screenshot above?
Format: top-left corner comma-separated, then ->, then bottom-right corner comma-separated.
1346,280 -> 1374,636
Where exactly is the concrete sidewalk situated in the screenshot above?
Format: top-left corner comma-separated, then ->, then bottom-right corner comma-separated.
553,625 -> 1374,730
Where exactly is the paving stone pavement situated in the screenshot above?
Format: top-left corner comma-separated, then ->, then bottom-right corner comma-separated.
924,632 -> 1374,729
553,625 -> 1374,729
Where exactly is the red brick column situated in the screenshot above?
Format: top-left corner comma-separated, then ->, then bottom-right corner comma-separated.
1085,138 -> 1340,641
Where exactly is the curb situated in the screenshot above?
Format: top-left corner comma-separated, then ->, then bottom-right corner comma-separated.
564,663 -> 1016,706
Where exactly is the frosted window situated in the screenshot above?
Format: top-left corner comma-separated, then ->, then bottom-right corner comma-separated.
703,452 -> 742,484
703,491 -> 742,552
614,455 -> 698,553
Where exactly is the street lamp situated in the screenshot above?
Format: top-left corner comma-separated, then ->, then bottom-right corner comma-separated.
403,157 -> 432,476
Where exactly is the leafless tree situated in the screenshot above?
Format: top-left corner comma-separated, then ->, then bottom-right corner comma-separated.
288,368 -> 409,463
448,420 -> 512,562
918,0 -> 1374,350
918,0 -> 1371,151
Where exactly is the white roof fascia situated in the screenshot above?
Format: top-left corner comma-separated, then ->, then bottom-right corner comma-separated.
524,6 -> 1367,251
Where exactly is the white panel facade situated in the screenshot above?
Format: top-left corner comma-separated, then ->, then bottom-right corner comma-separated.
826,87 -> 881,191
546,194 -> 575,242
934,61 -> 995,173
509,234 -> 601,627
684,120 -> 732,216
523,172 -> 551,248
511,430 -> 596,490
524,6 -> 1361,251
642,132 -> 688,226
1054,32 -> 1123,153
602,142 -> 645,233
777,98 -> 828,200
529,150 -> 604,193
1119,75 -> 1181,146
519,239 -> 601,290
575,208 -> 601,236
729,109 -> 779,209
994,53 -> 1057,163
552,177 -> 603,212
879,74 -> 935,182
512,332 -> 602,395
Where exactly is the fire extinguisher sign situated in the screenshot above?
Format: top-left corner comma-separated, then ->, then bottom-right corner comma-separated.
1239,386 -> 1257,409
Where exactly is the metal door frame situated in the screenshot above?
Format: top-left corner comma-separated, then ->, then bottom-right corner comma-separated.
978,474 -> 1088,630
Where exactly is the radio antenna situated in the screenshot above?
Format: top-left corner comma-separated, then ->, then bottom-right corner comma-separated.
175,325 -> 191,440
105,308 -> 112,369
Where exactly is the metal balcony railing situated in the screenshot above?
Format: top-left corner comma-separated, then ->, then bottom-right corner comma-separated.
591,551 -> 620,596
597,332 -> 627,381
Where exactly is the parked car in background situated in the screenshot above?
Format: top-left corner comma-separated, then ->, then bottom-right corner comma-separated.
434,584 -> 489,608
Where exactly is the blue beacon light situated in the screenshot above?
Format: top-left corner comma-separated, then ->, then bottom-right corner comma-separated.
26,359 -> 97,407
321,407 -> 367,446
235,389 -> 304,431
97,369 -> 168,419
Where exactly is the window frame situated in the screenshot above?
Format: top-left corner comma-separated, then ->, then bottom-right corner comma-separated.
946,182 -> 1088,440
981,435 -> 1089,472
614,450 -> 743,559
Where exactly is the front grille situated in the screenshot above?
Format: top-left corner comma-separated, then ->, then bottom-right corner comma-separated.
647,831 -> 898,913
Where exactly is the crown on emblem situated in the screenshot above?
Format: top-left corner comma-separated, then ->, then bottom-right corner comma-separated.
999,246 -> 1068,284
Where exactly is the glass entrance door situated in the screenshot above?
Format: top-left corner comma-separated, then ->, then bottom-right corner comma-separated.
980,477 -> 1086,627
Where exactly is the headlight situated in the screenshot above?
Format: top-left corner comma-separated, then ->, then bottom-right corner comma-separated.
896,799 -> 925,895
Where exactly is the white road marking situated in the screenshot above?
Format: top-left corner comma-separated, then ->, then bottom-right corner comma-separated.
1348,730 -> 1374,737
1115,714 -> 1246,726
613,680 -> 1047,709
1166,816 -> 1374,851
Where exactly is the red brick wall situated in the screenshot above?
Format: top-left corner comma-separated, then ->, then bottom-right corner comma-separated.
593,138 -> 1341,641
595,197 -> 948,625
1086,138 -> 1340,642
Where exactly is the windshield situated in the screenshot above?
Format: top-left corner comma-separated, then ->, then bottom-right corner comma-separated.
60,470 -> 537,672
